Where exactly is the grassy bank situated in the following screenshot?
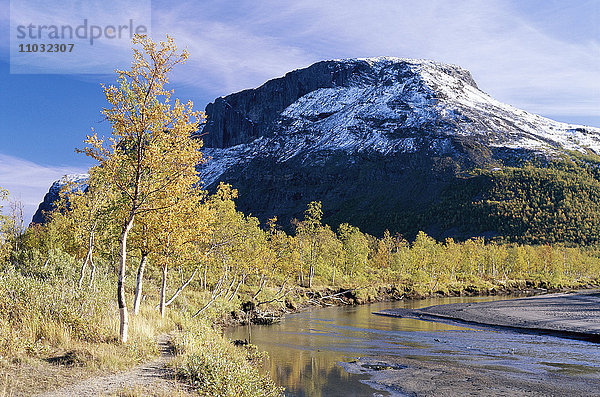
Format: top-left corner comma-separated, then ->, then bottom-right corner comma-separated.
169,320 -> 282,397
0,245 -> 598,396
0,249 -> 287,397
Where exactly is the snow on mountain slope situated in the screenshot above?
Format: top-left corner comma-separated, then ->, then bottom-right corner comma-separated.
32,173 -> 89,224
199,57 -> 600,188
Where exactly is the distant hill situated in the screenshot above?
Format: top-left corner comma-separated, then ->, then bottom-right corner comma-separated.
32,174 -> 88,224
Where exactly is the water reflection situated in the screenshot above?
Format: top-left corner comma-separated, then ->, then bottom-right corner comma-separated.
225,296 -> 600,396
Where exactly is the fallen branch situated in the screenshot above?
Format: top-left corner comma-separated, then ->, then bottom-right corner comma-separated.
257,285 -> 295,307
305,286 -> 371,305
192,287 -> 226,318
307,299 -> 333,307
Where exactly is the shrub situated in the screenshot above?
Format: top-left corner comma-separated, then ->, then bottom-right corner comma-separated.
171,321 -> 283,397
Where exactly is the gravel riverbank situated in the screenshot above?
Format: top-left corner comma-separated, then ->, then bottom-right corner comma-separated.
356,290 -> 600,396
376,290 -> 600,341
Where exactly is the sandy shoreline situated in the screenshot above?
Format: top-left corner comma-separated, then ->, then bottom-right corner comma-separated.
353,291 -> 600,396
376,290 -> 600,341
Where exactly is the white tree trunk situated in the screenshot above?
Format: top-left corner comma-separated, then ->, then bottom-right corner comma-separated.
162,268 -> 197,307
332,261 -> 336,285
88,231 -> 96,288
228,273 -> 245,302
78,231 -> 94,288
78,257 -> 88,289
89,258 -> 96,288
159,263 -> 168,318
133,253 -> 148,315
118,215 -> 135,344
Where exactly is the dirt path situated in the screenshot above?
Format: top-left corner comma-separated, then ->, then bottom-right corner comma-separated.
36,334 -> 192,397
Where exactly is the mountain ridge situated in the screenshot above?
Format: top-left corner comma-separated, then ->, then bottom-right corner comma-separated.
196,57 -> 600,238
33,57 -> 600,242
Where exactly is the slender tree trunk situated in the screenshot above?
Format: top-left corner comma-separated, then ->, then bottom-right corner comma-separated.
252,274 -> 266,300
203,263 -> 208,291
89,257 -> 96,288
308,246 -> 314,288
228,273 -> 245,302
224,274 -> 237,300
211,273 -> 226,299
88,260 -> 96,288
192,288 -> 225,317
133,253 -> 148,315
118,215 -> 135,344
78,232 -> 94,288
159,262 -> 168,318
299,240 -> 304,286
309,237 -> 318,288
78,257 -> 88,289
88,231 -> 96,288
192,273 -> 231,317
332,260 -> 336,285
200,263 -> 204,289
162,268 -> 198,307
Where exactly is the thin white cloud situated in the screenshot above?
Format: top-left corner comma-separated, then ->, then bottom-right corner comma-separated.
0,153 -> 88,224
4,1 -> 596,118
152,7 -> 314,94
7,0 -> 152,74
2,1 -> 597,117
151,0 -> 599,120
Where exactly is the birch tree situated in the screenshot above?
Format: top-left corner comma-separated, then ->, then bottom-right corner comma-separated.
56,168 -> 116,288
295,201 -> 324,288
0,188 -> 10,263
153,193 -> 208,317
80,35 -> 204,343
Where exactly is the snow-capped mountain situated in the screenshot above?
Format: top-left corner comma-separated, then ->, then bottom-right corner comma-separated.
33,58 -> 600,238
32,173 -> 88,224
198,57 -> 600,235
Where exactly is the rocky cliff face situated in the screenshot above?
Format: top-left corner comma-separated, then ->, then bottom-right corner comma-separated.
202,59 -> 479,149
198,57 -> 600,236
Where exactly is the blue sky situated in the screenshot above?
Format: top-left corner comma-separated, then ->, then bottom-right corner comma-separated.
0,0 -> 599,223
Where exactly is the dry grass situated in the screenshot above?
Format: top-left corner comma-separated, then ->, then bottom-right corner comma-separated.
0,249 -> 282,396
0,308 -> 180,396
0,249 -> 189,396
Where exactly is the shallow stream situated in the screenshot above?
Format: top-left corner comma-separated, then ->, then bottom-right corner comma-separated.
225,296 -> 600,396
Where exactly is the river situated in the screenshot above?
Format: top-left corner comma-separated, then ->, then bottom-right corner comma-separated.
225,295 -> 600,396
